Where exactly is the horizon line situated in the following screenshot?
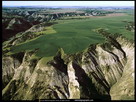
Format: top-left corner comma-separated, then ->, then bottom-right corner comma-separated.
2,5 -> 134,7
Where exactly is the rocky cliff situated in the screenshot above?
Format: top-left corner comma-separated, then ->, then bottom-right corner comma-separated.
2,33 -> 134,100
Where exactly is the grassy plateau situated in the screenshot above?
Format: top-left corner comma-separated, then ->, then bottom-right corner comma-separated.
9,13 -> 134,58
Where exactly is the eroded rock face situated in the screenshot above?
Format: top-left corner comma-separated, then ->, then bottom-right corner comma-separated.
110,38 -> 134,100
2,37 -> 134,100
2,57 -> 18,89
67,62 -> 80,99
2,18 -> 32,42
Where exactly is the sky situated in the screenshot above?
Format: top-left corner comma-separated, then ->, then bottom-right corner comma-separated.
2,1 -> 134,7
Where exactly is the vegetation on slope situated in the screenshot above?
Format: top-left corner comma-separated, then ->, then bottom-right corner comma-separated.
8,14 -> 134,58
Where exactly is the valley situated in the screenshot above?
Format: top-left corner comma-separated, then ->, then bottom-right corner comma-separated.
2,4 -> 135,101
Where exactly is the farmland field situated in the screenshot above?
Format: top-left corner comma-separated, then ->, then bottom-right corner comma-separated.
10,13 -> 134,57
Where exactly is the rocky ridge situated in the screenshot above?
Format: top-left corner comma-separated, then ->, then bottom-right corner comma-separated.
2,31 -> 134,100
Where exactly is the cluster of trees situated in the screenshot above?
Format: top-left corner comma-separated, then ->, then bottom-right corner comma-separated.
125,22 -> 135,31
83,9 -> 115,16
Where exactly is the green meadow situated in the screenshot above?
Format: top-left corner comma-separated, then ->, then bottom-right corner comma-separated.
10,14 -> 134,58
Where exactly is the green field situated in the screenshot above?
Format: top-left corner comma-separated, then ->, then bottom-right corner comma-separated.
10,14 -> 134,58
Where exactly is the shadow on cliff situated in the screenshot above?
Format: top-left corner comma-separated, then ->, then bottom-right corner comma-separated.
72,62 -> 111,100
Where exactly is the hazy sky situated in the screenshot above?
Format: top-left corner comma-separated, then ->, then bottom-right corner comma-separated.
2,1 -> 134,7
